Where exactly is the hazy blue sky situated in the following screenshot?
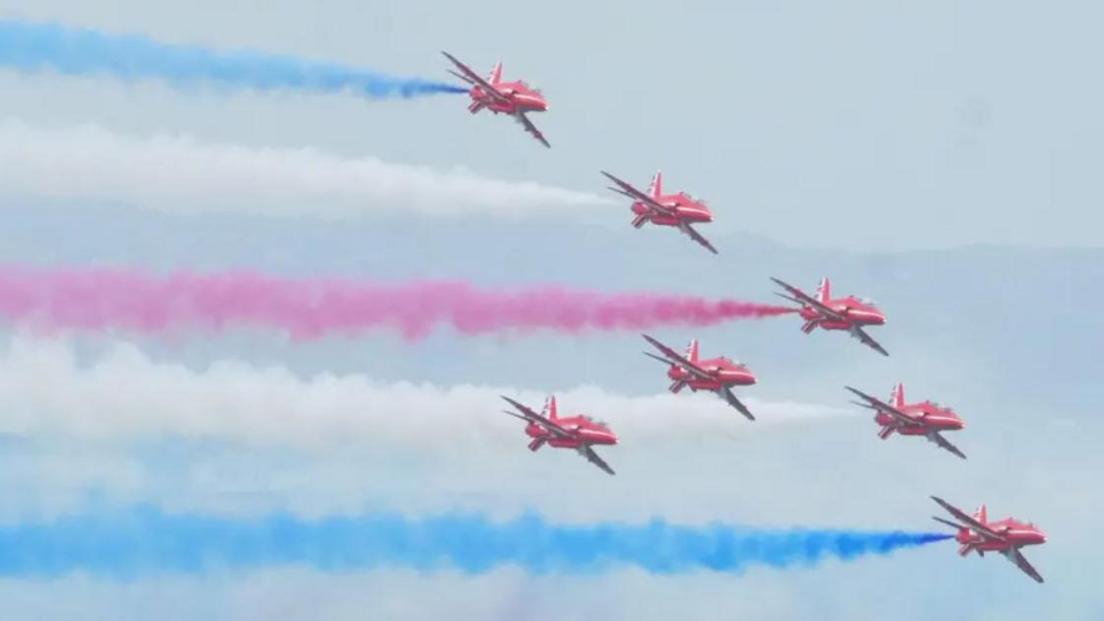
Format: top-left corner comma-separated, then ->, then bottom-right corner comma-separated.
0,2 -> 1099,619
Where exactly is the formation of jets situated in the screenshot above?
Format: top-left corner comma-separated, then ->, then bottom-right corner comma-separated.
448,53 -> 1048,585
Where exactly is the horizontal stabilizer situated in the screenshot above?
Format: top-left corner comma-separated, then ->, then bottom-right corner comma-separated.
932,516 -> 962,530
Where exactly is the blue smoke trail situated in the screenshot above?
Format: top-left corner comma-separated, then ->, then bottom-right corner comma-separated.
0,508 -> 951,578
0,19 -> 466,98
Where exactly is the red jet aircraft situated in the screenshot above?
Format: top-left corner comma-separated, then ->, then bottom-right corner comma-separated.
601,170 -> 718,254
931,496 -> 1047,583
771,277 -> 889,356
442,52 -> 550,148
642,334 -> 757,420
846,383 -> 966,459
501,395 -> 616,475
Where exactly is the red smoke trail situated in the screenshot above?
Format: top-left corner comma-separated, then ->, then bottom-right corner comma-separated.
0,266 -> 795,339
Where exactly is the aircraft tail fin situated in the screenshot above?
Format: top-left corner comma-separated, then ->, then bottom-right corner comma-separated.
877,425 -> 895,439
647,171 -> 663,198
892,382 -> 905,408
816,277 -> 831,303
467,101 -> 485,114
527,437 -> 546,452
669,379 -> 686,394
488,62 -> 503,85
543,395 -> 559,421
974,504 -> 988,524
631,214 -> 648,228
685,338 -> 699,364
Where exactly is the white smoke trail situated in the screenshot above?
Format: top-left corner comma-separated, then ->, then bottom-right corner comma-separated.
0,336 -> 848,452
0,119 -> 610,218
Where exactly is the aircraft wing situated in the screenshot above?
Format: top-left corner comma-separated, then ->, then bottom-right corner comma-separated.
600,171 -> 678,216
515,112 -> 551,148
769,277 -> 848,322
931,496 -> 1007,542
441,51 -> 510,103
1007,548 -> 1045,583
641,334 -> 713,381
719,387 -> 755,421
930,431 -> 967,460
581,445 -> 615,475
682,223 -> 719,255
844,386 -> 916,426
853,326 -> 890,357
501,396 -> 574,439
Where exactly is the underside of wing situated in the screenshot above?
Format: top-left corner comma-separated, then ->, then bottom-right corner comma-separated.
1008,548 -> 1045,583
581,445 -> 615,475
515,112 -> 551,148
682,223 -> 719,254
854,327 -> 890,357
720,387 -> 755,421
930,431 -> 967,459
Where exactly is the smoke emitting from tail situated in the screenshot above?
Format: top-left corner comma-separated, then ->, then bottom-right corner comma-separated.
0,19 -> 464,98
0,507 -> 952,577
0,266 -> 794,339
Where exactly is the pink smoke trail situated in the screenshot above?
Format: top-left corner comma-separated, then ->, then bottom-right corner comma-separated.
0,266 -> 795,340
